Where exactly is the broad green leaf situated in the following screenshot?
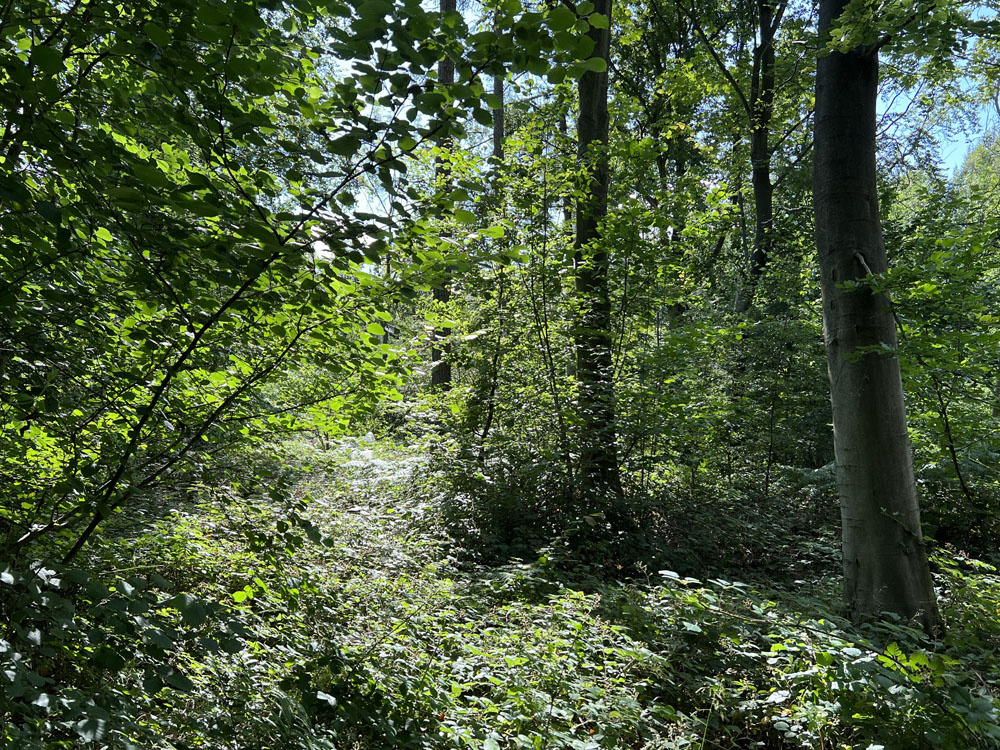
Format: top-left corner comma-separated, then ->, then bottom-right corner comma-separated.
588,12 -> 609,29
142,22 -> 171,48
31,45 -> 63,75
357,0 -> 391,19
548,5 -> 576,32
165,671 -> 195,692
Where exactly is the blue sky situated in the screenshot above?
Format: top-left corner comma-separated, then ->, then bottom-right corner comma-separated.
939,100 -> 997,174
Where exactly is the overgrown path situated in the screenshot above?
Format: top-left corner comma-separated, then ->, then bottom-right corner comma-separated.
78,440 -> 1000,748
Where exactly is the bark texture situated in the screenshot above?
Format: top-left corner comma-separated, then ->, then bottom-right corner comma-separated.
813,0 -> 939,632
492,72 -> 504,165
575,0 -> 622,503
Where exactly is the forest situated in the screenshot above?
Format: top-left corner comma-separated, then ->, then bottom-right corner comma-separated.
2,0 -> 1000,746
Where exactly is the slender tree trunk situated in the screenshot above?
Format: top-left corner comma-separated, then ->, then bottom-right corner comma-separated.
478,71 -> 506,458
492,72 -> 504,166
750,0 -> 775,272
431,0 -> 457,390
814,0 -> 939,632
575,0 -> 623,506
735,0 -> 777,313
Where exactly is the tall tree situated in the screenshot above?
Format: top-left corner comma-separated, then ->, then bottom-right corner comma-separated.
474,67 -> 507,457
575,0 -> 623,506
813,0 -> 939,631
679,0 -> 790,312
431,0 -> 458,390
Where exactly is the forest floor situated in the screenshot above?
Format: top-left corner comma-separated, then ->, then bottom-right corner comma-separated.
86,438 -> 1000,749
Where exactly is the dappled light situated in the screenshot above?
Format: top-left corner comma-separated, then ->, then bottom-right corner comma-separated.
3,0 -> 1000,746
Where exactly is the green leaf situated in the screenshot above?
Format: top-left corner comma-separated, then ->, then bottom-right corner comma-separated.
167,594 -> 209,626
367,322 -> 386,336
574,34 -> 596,59
588,12 -> 609,29
455,209 -> 476,224
357,0 -> 391,19
134,163 -> 171,187
472,107 -> 493,127
329,136 -> 363,156
183,600 -> 207,626
95,227 -> 113,243
93,647 -> 126,671
146,629 -> 174,650
581,56 -> 608,72
36,201 -> 61,224
143,22 -> 171,48
547,67 -> 567,85
196,3 -> 229,25
165,670 -> 195,692
31,45 -> 63,75
548,5 -> 576,32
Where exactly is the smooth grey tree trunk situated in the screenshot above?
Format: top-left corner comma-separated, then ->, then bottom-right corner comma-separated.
814,0 -> 940,633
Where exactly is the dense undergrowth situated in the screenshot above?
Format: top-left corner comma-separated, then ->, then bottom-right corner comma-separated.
3,438 -> 1000,748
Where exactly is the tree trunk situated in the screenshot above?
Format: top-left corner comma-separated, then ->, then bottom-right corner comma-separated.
813,0 -> 939,632
478,71 -> 506,457
575,0 -> 623,505
492,72 -> 504,165
431,0 -> 457,390
735,0 -> 777,313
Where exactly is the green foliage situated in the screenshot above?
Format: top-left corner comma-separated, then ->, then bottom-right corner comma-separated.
878,172 -> 1000,548
0,561 -> 245,746
0,0 -> 604,561
10,441 -> 1000,749
0,444 -> 325,746
4,0 -> 1000,744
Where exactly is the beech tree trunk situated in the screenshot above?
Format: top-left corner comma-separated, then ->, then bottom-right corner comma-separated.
575,0 -> 623,505
430,0 -> 457,390
814,0 -> 939,632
